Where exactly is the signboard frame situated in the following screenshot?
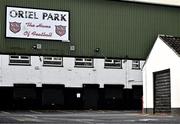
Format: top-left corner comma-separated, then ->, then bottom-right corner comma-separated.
5,6 -> 70,42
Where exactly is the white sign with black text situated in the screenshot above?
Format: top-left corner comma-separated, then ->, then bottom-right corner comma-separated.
6,6 -> 69,41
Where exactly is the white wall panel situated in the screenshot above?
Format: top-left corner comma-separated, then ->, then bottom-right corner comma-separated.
0,55 -> 144,88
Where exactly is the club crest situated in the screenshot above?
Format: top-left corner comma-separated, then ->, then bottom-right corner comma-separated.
9,22 -> 21,34
55,25 -> 66,37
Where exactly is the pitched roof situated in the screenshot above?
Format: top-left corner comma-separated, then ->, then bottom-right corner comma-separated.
160,35 -> 180,55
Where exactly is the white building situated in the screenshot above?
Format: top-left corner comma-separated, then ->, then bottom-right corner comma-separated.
0,55 -> 144,88
143,35 -> 180,114
0,54 -> 144,109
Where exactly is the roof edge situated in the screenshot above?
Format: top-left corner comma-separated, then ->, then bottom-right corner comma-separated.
142,34 -> 172,70
120,0 -> 180,7
159,35 -> 180,58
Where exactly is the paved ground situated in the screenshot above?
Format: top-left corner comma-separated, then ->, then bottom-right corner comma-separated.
0,110 -> 180,124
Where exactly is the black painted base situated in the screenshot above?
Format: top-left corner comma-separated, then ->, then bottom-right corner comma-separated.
143,108 -> 180,115
143,108 -> 154,114
0,85 -> 143,110
171,108 -> 180,115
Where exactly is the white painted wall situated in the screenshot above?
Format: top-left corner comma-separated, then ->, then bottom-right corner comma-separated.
143,36 -> 180,109
0,55 -> 144,89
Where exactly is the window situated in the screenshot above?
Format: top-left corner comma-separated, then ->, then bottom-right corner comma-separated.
75,58 -> 93,68
9,55 -> 31,65
104,59 -> 122,69
132,60 -> 140,70
43,56 -> 63,67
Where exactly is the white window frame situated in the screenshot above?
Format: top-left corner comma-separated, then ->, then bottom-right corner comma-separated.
132,60 -> 140,70
9,55 -> 31,65
104,58 -> 122,69
43,56 -> 63,67
74,58 -> 93,68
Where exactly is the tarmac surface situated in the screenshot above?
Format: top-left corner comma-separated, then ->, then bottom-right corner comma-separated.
0,110 -> 180,124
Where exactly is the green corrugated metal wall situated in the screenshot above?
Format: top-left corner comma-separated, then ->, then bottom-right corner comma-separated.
0,0 -> 180,59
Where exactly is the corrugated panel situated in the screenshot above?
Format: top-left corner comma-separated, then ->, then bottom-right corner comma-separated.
1,0 -> 180,59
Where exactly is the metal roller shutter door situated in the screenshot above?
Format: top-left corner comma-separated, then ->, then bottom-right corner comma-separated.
154,69 -> 171,113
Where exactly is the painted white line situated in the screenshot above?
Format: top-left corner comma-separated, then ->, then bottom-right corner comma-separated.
139,118 -> 158,122
25,114 -> 38,119
10,116 -> 43,122
123,120 -> 136,122
0,111 -> 11,114
29,110 -> 42,114
70,118 -> 95,124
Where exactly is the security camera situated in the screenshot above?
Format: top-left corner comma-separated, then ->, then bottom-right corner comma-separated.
32,45 -> 37,49
95,48 -> 100,52
32,44 -> 42,50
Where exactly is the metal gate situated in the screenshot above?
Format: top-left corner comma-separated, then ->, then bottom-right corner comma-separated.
154,69 -> 171,113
